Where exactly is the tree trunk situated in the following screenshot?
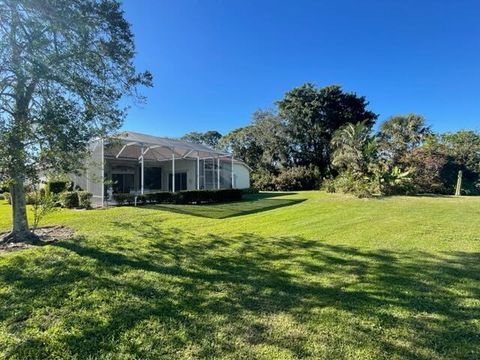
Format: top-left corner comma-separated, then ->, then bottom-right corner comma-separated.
3,175 -> 38,244
10,176 -> 29,234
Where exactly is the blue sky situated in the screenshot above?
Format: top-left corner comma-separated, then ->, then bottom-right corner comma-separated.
121,0 -> 480,137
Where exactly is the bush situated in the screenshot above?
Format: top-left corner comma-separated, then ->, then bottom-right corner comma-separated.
61,191 -> 79,208
322,178 -> 336,193
330,172 -> 378,198
26,192 -> 39,205
78,191 -> 93,209
241,188 -> 259,195
251,172 -> 276,191
274,165 -> 321,191
113,189 -> 243,206
3,192 -> 11,204
146,192 -> 175,204
47,181 -> 69,194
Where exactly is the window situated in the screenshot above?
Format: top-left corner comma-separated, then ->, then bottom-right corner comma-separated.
144,167 -> 162,190
111,173 -> 135,193
169,172 -> 187,192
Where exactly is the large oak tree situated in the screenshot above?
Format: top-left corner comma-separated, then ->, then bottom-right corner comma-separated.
0,0 -> 152,242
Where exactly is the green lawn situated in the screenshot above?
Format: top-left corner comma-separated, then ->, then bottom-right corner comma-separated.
0,192 -> 479,359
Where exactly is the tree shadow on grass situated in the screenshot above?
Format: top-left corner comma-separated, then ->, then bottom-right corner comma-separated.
141,193 -> 305,219
0,222 -> 479,359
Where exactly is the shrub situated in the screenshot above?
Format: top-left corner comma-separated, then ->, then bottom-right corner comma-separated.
78,191 -> 93,209
251,172 -> 276,191
322,178 -> 336,193
112,193 -> 145,206
113,193 -> 132,205
146,191 -> 174,204
175,189 -> 243,204
31,192 -> 58,231
113,189 -> 243,206
61,191 -> 79,208
26,192 -> 37,205
241,188 -> 259,195
47,181 -> 69,194
331,172 -> 378,198
274,165 -> 321,191
3,192 -> 11,204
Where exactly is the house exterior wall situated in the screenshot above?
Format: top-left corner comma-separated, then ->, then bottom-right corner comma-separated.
160,159 -> 197,190
233,163 -> 250,189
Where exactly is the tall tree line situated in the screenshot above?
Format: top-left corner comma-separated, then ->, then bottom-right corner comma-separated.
183,84 -> 480,196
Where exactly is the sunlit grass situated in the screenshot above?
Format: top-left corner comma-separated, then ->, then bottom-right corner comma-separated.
0,192 -> 479,359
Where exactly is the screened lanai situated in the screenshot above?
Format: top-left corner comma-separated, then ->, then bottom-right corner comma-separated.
79,131 -> 238,207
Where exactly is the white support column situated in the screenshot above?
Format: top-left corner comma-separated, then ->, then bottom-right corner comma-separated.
140,144 -> 144,195
172,148 -> 175,193
231,156 -> 234,189
217,157 -> 221,189
196,155 -> 200,190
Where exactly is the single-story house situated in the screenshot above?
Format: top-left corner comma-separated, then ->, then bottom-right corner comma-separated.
70,131 -> 251,207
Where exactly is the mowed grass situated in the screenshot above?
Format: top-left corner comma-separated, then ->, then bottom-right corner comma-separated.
0,192 -> 479,359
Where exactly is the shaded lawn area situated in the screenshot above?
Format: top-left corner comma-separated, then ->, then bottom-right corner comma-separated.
0,192 -> 480,359
149,192 -> 305,219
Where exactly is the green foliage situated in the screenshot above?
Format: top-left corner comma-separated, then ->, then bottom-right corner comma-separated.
181,131 -> 223,149
114,189 -> 243,206
322,178 -> 337,193
77,191 -> 93,209
277,84 -> 377,174
379,166 -> 415,195
220,110 -> 288,174
441,130 -> 480,173
0,0 -> 151,234
240,188 -> 259,195
274,166 -> 321,191
61,192 -> 80,209
331,121 -> 376,177
31,190 -> 58,231
46,181 -> 69,194
2,192 -> 10,204
377,114 -> 432,168
251,171 -> 277,191
329,172 -> 378,198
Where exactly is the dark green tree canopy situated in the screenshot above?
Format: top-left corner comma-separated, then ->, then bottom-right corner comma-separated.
0,0 -> 152,240
181,130 -> 223,149
277,84 -> 378,174
220,110 -> 288,174
377,114 -> 432,168
441,130 -> 480,174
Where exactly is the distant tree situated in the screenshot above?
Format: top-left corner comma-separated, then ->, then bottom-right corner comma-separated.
441,130 -> 480,174
219,110 -> 288,174
277,84 -> 377,175
331,121 -> 376,178
377,114 -> 432,168
219,126 -> 263,170
181,130 -> 223,149
438,130 -> 480,194
0,0 -> 152,242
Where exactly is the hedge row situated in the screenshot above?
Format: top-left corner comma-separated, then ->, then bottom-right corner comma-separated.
113,189 -> 243,206
61,191 -> 93,209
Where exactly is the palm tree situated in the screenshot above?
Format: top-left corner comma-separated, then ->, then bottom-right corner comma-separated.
331,121 -> 375,177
